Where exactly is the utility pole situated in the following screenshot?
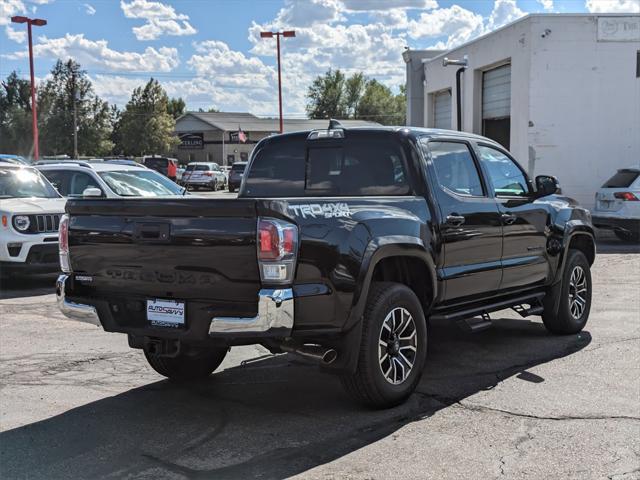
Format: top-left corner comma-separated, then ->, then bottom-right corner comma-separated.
72,70 -> 78,159
259,30 -> 295,134
11,16 -> 47,160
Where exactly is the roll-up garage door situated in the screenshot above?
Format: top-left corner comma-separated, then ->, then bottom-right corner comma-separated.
482,64 -> 511,148
433,90 -> 452,129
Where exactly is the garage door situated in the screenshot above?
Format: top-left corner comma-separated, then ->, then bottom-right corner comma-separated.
482,64 -> 511,148
433,90 -> 452,129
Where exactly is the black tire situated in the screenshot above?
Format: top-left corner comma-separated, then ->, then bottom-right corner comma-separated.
340,282 -> 428,409
229,186 -> 235,193
144,348 -> 228,381
212,179 -> 218,191
614,229 -> 640,243
542,249 -> 592,335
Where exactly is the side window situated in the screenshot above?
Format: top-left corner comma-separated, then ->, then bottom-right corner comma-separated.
41,170 -> 71,196
69,172 -> 101,196
477,145 -> 529,197
427,141 -> 484,196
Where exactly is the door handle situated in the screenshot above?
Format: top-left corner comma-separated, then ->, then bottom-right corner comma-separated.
445,214 -> 465,226
501,213 -> 517,225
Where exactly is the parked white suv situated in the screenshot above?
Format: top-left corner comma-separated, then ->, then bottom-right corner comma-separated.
0,164 -> 66,276
37,161 -> 185,198
592,166 -> 640,243
181,162 -> 227,191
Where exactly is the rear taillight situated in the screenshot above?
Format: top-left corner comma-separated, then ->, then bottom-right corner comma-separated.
614,192 -> 638,201
204,172 -> 213,177
59,214 -> 72,273
258,218 -> 298,284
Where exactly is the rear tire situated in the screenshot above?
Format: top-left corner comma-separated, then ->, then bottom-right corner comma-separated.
542,249 -> 592,335
614,229 -> 640,243
340,282 -> 427,409
144,348 -> 227,381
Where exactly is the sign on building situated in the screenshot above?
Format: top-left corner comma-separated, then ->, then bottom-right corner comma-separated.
597,17 -> 640,42
178,132 -> 204,149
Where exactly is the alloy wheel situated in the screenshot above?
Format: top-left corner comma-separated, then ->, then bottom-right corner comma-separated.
568,265 -> 588,320
378,307 -> 418,385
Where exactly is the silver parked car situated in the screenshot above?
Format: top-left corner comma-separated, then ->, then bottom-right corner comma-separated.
181,162 -> 227,191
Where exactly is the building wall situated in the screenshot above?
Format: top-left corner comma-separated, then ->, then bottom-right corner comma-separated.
422,18 -> 532,163
421,14 -> 640,209
527,15 -> 640,208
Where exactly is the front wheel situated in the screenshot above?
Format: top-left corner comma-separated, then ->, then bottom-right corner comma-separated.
542,249 -> 592,335
144,348 -> 228,381
341,282 -> 427,408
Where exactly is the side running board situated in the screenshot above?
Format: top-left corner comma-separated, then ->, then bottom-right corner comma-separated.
430,292 -> 546,325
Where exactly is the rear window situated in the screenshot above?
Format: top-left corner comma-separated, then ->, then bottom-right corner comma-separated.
243,134 -> 409,197
185,165 -> 209,172
231,164 -> 246,172
602,170 -> 639,188
144,158 -> 167,168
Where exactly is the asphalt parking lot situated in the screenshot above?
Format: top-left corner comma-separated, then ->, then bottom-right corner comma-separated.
0,194 -> 639,479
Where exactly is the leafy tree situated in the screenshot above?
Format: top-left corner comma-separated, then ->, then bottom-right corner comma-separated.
198,107 -> 219,113
167,97 -> 186,119
0,72 -> 33,156
114,78 -> 179,156
305,70 -> 405,125
306,69 -> 347,119
37,60 -> 113,157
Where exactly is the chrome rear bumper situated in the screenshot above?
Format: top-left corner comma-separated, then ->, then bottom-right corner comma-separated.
56,275 -> 101,326
56,274 -> 294,336
209,288 -> 294,335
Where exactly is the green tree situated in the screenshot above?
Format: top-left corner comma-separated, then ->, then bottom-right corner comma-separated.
0,72 -> 33,156
167,97 -> 186,119
305,70 -> 405,125
115,78 -> 179,156
37,60 -> 113,157
306,69 -> 347,119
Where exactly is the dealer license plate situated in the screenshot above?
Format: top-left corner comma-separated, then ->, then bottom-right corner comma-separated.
147,299 -> 185,328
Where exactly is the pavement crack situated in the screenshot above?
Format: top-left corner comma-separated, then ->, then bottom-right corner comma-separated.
455,402 -> 640,422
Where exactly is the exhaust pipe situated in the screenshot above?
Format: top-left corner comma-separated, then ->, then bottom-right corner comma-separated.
281,343 -> 337,365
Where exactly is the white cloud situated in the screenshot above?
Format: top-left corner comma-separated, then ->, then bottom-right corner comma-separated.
341,0 -> 438,10
407,5 -> 484,47
537,0 -> 554,10
84,3 -> 96,15
0,0 -> 27,26
3,33 -> 180,72
585,0 -> 640,12
5,24 -> 26,42
485,0 -> 526,31
120,0 -> 197,40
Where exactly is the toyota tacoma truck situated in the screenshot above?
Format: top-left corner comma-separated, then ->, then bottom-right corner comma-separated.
56,125 -> 595,408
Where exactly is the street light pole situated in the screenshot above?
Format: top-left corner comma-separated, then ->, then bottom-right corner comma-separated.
11,16 -> 47,161
260,30 -> 295,134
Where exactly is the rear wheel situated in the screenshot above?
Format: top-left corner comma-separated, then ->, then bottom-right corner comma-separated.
614,229 -> 640,243
341,282 -> 427,408
144,348 -> 228,381
211,179 -> 219,191
542,249 -> 592,335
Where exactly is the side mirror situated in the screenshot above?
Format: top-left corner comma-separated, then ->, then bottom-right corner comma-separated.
82,187 -> 104,198
535,175 -> 559,198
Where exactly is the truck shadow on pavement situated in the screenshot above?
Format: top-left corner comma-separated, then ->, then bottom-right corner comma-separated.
0,318 -> 591,480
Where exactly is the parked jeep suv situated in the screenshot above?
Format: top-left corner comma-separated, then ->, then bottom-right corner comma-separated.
57,126 -> 595,407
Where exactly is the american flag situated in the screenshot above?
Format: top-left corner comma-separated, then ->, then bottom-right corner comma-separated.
238,126 -> 247,143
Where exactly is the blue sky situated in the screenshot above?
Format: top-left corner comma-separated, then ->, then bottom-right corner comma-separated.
1,0 -> 638,116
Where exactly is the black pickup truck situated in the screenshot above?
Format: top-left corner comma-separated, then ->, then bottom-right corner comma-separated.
56,125 -> 595,408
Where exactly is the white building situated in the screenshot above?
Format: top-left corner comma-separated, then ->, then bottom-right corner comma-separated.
404,14 -> 640,208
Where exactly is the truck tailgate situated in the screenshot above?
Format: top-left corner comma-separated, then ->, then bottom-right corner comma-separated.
66,198 -> 260,307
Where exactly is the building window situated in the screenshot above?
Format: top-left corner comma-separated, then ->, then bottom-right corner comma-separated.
636,51 -> 639,78
482,63 -> 511,149
240,152 -> 249,161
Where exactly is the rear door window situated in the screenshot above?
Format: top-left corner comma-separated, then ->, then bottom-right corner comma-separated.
427,141 -> 484,196
244,134 -> 409,197
602,170 -> 639,188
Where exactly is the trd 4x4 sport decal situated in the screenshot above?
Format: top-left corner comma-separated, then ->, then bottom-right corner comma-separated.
288,203 -> 352,219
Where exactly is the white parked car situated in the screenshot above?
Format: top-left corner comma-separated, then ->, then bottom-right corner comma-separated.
0,164 -> 66,276
181,162 -> 227,191
37,161 -> 186,198
592,166 -> 640,243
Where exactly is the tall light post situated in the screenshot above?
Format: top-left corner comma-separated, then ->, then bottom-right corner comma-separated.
11,15 -> 47,161
260,30 -> 295,134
